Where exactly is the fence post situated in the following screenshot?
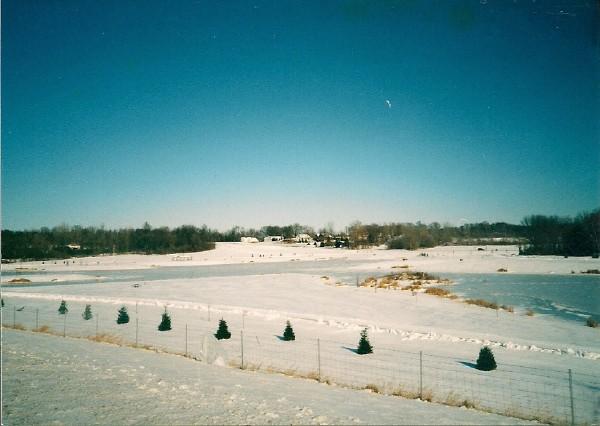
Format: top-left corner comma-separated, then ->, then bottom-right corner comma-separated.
240,331 -> 244,369
185,323 -> 188,357
135,317 -> 139,347
568,369 -> 575,426
63,313 -> 67,337
13,305 -> 16,327
317,338 -> 321,381
419,351 -> 423,400
35,309 -> 39,329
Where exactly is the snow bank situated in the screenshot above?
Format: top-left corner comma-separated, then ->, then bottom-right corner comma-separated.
2,329 -> 537,425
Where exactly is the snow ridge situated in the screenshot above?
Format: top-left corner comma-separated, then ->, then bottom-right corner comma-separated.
10,292 -> 600,361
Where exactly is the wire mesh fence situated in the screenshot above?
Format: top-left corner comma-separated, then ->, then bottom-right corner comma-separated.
2,300 -> 598,425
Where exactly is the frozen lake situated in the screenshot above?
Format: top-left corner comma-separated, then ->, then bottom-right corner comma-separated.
448,273 -> 599,322
4,258 -> 598,325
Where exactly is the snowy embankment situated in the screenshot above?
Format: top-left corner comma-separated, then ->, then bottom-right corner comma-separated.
3,271 -> 599,423
2,329 -> 537,425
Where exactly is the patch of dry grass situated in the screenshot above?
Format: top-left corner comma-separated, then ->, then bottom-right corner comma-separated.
465,299 -> 499,310
443,391 -> 477,409
390,387 -> 417,399
32,325 -> 52,334
359,271 -> 449,290
364,384 -> 381,393
87,333 -> 124,345
402,283 -> 421,291
425,287 -> 452,297
9,278 -> 32,283
526,309 -> 535,316
3,323 -> 26,330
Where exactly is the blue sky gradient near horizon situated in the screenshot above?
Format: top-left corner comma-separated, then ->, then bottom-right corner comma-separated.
2,0 -> 599,231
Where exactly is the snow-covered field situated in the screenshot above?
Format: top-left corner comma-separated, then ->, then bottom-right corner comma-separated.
2,329 -> 539,425
3,243 -> 599,274
2,243 -> 599,424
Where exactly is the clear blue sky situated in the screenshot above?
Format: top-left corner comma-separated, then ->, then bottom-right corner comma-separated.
2,0 -> 599,231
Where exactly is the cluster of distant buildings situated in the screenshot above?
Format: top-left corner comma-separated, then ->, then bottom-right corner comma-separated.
241,233 -> 348,247
241,234 -> 312,244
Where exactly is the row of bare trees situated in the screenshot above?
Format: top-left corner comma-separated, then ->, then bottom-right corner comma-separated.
2,209 -> 597,260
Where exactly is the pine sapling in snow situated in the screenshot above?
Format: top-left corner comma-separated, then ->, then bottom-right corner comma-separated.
158,307 -> 172,331
82,304 -> 93,320
116,306 -> 130,324
357,328 -> 373,354
476,346 -> 497,371
214,319 -> 231,340
58,300 -> 68,315
283,320 -> 295,341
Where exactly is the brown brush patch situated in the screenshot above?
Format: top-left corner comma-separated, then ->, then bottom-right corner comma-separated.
465,299 -> 499,310
87,333 -> 124,345
425,287 -> 452,297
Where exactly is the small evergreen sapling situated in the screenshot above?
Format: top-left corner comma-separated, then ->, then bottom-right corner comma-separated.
214,319 -> 231,340
116,306 -> 130,324
1,298 -> 4,308
283,320 -> 295,341
82,304 -> 93,320
58,300 -> 68,315
158,307 -> 172,331
476,346 -> 497,371
357,328 -> 373,354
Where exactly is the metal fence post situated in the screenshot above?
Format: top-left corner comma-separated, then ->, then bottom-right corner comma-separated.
317,338 -> 321,381
135,317 -> 139,347
240,331 -> 244,369
13,305 -> 16,327
419,351 -> 423,400
568,369 -> 575,426
35,309 -> 39,329
63,313 -> 67,337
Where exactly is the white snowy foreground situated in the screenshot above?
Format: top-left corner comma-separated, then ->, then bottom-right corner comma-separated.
2,329 -> 536,425
2,243 -> 599,423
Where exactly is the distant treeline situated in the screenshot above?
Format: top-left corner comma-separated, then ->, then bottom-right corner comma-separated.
520,210 -> 599,257
1,223 -> 216,260
2,209 -> 598,260
346,221 -> 527,250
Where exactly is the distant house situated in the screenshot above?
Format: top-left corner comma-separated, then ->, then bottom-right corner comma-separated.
263,236 -> 283,242
241,237 -> 259,243
66,244 -> 81,250
295,233 -> 314,243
